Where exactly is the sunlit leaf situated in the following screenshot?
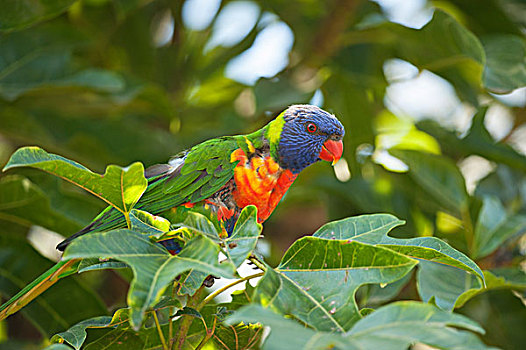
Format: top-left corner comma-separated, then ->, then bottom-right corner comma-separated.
254,238 -> 417,331
3,147 -> 147,216
129,209 -> 171,236
313,214 -> 484,281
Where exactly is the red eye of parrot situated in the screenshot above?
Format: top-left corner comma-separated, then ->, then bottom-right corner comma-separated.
306,123 -> 317,133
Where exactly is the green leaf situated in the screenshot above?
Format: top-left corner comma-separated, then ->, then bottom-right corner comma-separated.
482,35 -> 526,93
176,270 -> 209,296
346,301 -> 491,350
0,235 -> 107,337
0,175 -> 80,235
52,316 -> 113,350
227,302 -> 491,350
313,214 -> 484,282
77,258 -> 128,273
455,268 -> 526,308
417,260 -> 482,311
129,209 -> 171,236
3,147 -> 147,216
223,205 -> 262,268
390,150 -> 469,213
174,306 -> 202,319
64,229 -> 235,329
173,206 -> 262,268
418,107 -> 526,172
0,0 -> 77,33
0,25 -> 124,100
51,308 -> 130,350
43,344 -> 74,350
254,238 -> 417,331
473,196 -> 526,259
361,271 -> 413,306
225,305 -> 354,350
387,10 -> 485,104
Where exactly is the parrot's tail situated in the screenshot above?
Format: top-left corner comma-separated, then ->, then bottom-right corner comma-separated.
0,259 -> 79,321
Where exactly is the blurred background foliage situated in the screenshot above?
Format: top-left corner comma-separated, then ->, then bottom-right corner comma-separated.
0,0 -> 525,348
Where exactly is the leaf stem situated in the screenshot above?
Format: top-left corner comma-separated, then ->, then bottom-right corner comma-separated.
197,272 -> 264,310
195,316 -> 217,350
124,211 -> 131,229
153,310 -> 168,350
461,205 -> 474,255
248,256 -> 267,272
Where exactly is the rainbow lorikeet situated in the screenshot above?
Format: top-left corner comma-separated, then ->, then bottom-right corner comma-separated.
58,104 -> 345,251
0,104 -> 344,319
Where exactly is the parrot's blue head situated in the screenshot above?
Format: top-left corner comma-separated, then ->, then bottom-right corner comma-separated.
270,104 -> 345,174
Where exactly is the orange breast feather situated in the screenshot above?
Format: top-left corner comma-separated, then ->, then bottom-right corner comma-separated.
230,148 -> 297,222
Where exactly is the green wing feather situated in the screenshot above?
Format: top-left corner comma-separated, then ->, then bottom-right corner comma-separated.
57,136 -> 242,250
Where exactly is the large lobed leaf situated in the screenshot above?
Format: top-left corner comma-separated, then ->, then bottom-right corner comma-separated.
313,214 -> 484,282
3,147 -> 147,217
254,238 -> 417,332
63,229 -> 235,329
226,302 -> 492,350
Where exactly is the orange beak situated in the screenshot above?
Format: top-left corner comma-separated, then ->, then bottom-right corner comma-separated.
319,139 -> 343,165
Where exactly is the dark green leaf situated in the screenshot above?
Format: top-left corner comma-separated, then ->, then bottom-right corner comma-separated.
0,236 -> 106,337
226,305 -> 354,350
0,0 -> 77,32
0,175 -> 80,235
417,260 -> 482,311
390,150 -> 469,213
174,306 -> 202,319
455,268 -> 526,308
52,316 -> 113,350
473,196 -> 526,259
482,35 -> 526,93
346,301 -> 490,349
64,229 -> 235,328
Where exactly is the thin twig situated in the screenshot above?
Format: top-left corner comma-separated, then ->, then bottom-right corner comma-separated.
195,316 -> 217,350
248,256 -> 267,272
197,272 -> 264,310
153,310 -> 168,350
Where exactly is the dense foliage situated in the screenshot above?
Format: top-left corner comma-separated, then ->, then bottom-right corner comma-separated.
0,0 -> 525,349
